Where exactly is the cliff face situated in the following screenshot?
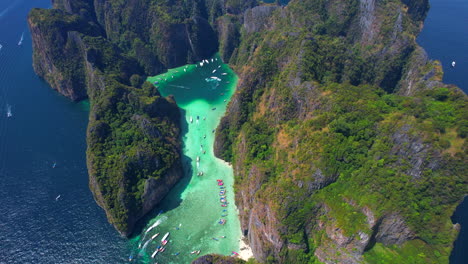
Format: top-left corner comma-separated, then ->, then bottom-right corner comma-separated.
28,1 -> 187,236
28,0 -> 256,239
28,0 -> 468,262
215,0 -> 467,263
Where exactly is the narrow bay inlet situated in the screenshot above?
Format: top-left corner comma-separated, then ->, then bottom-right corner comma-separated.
128,55 -> 250,263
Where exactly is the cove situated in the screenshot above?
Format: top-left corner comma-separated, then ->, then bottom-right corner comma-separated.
129,54 -> 249,263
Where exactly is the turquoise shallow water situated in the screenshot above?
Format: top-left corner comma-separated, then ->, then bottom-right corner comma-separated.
130,55 -> 242,263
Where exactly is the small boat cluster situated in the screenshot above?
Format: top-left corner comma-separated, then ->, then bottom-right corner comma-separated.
151,232 -> 170,258
218,180 -> 229,208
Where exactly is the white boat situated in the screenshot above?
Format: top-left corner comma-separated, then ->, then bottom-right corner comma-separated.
161,232 -> 170,242
151,233 -> 160,240
184,68 -> 186,72
196,156 -> 200,162
190,116 -> 193,123
18,32 -> 24,46
211,58 -> 214,62
212,69 -> 217,73
55,195 -> 61,201
452,61 -> 456,67
52,162 -> 56,168
6,105 -> 12,117
151,249 -> 159,258
221,73 -> 227,75
210,76 -> 221,81
0,44 -> 3,50
199,62 -> 203,67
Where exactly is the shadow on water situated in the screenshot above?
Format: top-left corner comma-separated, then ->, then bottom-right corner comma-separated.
131,107 -> 192,238
450,196 -> 468,263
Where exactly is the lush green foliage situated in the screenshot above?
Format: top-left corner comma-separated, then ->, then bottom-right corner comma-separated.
217,0 -> 466,263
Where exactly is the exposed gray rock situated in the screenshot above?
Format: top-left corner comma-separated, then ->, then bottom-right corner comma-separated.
391,124 -> 440,179
375,213 -> 415,245
243,6 -> 279,34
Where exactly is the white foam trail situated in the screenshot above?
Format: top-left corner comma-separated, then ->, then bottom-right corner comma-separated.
138,238 -> 154,256
6,104 -> 12,117
18,32 -> 24,45
168,84 -> 190,89
145,216 -> 167,234
0,0 -> 23,18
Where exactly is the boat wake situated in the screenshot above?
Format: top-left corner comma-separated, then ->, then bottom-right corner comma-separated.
18,32 -> 24,46
168,84 -> 190,90
205,77 -> 221,89
145,215 -> 167,234
0,0 -> 23,19
6,104 -> 12,117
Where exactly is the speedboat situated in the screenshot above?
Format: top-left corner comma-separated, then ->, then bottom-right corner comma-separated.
162,240 -> 168,246
129,254 -> 134,261
219,219 -> 226,225
151,233 -> 160,240
161,232 -> 170,242
6,104 -> 12,117
452,61 -> 456,67
52,162 -> 57,168
158,247 -> 165,252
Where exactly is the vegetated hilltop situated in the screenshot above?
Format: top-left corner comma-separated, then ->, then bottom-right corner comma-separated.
214,0 -> 467,263
28,0 -> 467,263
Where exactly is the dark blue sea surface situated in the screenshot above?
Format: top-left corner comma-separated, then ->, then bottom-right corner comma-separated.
0,0 -> 129,263
417,0 -> 468,263
418,0 -> 468,93
0,0 -> 466,263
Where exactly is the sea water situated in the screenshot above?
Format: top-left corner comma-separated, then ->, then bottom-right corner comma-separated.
0,0 -> 129,263
0,0 -> 465,263
417,1 -> 468,263
132,55 -> 243,263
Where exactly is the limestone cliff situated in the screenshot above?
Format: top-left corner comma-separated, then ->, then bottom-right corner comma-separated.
28,0 -> 467,262
28,0 -> 257,239
215,0 -> 467,263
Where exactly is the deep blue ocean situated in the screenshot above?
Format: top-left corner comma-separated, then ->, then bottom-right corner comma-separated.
0,0 -> 129,263
417,1 -> 468,262
0,0 -> 465,263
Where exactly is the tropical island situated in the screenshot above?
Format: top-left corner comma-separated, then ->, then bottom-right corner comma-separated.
28,0 -> 466,263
